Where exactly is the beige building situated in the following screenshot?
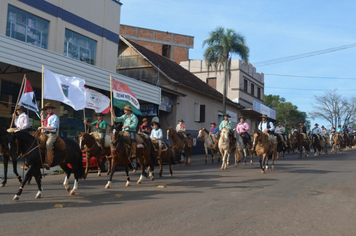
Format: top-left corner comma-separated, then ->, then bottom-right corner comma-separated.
0,0 -> 161,138
180,60 -> 275,130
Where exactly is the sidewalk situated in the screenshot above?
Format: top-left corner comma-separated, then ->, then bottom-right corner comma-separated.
0,161 -> 62,179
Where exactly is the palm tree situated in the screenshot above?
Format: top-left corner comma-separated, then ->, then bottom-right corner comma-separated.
203,27 -> 249,114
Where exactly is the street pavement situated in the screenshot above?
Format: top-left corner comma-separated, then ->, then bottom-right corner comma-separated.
1,150 -> 356,236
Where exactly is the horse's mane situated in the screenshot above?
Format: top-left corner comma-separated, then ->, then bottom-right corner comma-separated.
203,128 -> 209,134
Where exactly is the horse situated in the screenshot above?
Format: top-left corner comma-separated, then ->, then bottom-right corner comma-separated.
197,128 -> 221,164
0,127 -> 22,187
321,134 -> 329,154
331,133 -> 343,154
219,127 -> 231,170
150,138 -> 173,177
292,131 -> 310,158
311,134 -> 322,157
276,134 -> 286,159
105,125 -> 153,189
166,127 -> 193,166
251,130 -> 277,173
78,132 -> 111,178
287,132 -> 297,154
234,131 -> 251,166
6,130 -> 85,200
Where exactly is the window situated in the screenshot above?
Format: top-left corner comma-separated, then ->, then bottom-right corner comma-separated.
257,87 -> 261,99
194,103 -> 205,122
64,29 -> 96,65
6,5 -> 49,49
206,77 -> 217,89
244,79 -> 248,91
251,83 -> 254,96
162,44 -> 171,58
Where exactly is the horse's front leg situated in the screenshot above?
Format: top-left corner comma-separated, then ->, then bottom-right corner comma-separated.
34,168 -> 43,198
12,160 -> 23,184
220,150 -> 227,170
13,166 -> 35,200
106,156 -> 112,175
136,157 -> 146,184
96,154 -> 102,177
84,153 -> 90,178
204,144 -> 208,164
1,156 -> 9,187
105,156 -> 117,188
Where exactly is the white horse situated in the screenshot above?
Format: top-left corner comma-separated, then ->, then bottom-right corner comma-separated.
219,127 -> 230,170
197,128 -> 221,164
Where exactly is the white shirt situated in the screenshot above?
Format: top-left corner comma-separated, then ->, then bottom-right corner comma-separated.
150,128 -> 163,140
14,113 -> 29,130
291,128 -> 297,134
321,129 -> 328,135
176,124 -> 186,132
311,126 -> 321,135
46,113 -> 59,131
275,126 -> 285,134
258,121 -> 275,132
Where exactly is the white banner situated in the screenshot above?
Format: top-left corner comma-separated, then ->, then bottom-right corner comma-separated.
85,88 -> 110,113
43,68 -> 86,111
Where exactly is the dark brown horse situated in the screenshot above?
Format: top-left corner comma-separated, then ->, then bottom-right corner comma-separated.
293,131 -> 310,158
150,138 -> 173,177
166,126 -> 193,166
78,132 -> 111,178
0,127 -> 22,187
105,125 -> 153,188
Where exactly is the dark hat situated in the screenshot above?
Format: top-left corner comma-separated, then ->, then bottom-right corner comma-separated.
223,114 -> 231,118
238,116 -> 245,121
278,122 -> 282,125
261,114 -> 268,118
211,121 -> 216,125
315,123 -> 319,126
42,103 -> 56,110
15,105 -> 24,111
142,118 -> 148,122
321,125 -> 325,128
95,113 -> 105,116
178,119 -> 185,123
123,105 -> 133,111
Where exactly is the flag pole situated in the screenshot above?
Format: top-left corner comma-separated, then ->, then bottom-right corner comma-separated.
41,65 -> 44,127
83,108 -> 87,133
110,75 -> 113,125
9,74 -> 26,128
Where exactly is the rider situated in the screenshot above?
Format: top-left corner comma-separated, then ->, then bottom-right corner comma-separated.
275,122 -> 287,145
236,116 -> 252,147
38,103 -> 59,170
209,121 -> 219,147
176,119 -> 191,147
150,121 -> 163,158
84,113 -> 108,152
138,118 -> 151,138
12,106 -> 30,131
258,114 -> 275,143
111,105 -> 138,158
219,114 -> 233,131
291,125 -> 297,135
311,123 -> 322,142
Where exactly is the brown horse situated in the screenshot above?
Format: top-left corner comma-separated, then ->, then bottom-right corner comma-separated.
150,138 -> 173,177
293,131 -> 310,158
78,132 -> 111,178
197,128 -> 221,164
287,132 -> 297,154
251,130 -> 277,173
105,125 -> 153,188
331,132 -> 343,154
166,127 -> 193,166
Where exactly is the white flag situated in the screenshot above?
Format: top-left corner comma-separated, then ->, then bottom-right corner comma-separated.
18,77 -> 40,118
43,68 -> 86,111
85,87 -> 110,113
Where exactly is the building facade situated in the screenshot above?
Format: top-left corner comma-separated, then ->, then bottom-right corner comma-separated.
120,24 -> 194,64
0,0 -> 161,138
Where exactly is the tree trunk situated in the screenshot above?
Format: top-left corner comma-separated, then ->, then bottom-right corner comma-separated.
223,59 -> 228,114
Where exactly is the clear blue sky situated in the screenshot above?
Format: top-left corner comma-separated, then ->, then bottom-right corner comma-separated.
120,0 -> 356,129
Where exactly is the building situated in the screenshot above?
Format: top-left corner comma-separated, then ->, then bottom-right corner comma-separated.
118,36 -> 243,135
120,24 -> 194,64
0,0 -> 161,138
180,60 -> 276,130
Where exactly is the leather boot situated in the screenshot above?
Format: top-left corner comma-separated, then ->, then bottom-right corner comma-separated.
131,142 -> 137,158
43,150 -> 53,170
158,148 -> 162,159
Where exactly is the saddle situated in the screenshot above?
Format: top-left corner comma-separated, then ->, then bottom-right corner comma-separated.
39,133 -> 66,152
90,132 -> 111,148
177,131 -> 192,147
150,138 -> 168,152
122,131 -> 145,148
301,133 -> 307,142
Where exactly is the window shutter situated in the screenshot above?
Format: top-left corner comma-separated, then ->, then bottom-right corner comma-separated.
200,105 -> 205,122
194,103 -> 200,122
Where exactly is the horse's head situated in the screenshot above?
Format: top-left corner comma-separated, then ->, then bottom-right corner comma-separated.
197,128 -> 207,139
5,133 -> 18,157
78,132 -> 90,150
220,127 -> 230,142
166,126 -> 174,140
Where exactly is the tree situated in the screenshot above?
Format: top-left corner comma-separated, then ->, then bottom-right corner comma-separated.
203,27 -> 249,114
264,94 -> 310,129
309,89 -> 356,128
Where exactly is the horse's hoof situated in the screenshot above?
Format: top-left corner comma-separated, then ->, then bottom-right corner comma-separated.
13,195 -> 19,200
35,193 -> 41,198
106,172 -> 110,175
272,166 -> 275,171
69,190 -> 75,195
133,169 -> 137,173
224,166 -> 227,170
250,160 -> 253,165
98,173 -> 101,177
234,164 -> 238,168
137,181 -> 142,184
227,163 -> 230,166
266,166 -> 269,171
65,186 -> 71,192
260,170 -> 265,174
105,184 -> 110,189
220,167 -> 224,170
0,183 -> 5,187
150,176 -> 155,181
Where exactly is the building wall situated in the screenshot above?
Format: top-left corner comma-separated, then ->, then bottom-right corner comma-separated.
120,24 -> 194,64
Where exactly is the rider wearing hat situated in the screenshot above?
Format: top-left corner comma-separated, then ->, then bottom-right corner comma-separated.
236,116 -> 252,147
111,105 -> 139,158
209,121 -> 219,137
150,121 -> 163,157
299,122 -> 307,134
275,122 -> 287,146
176,119 -> 190,147
311,123 -> 322,141
138,118 -> 151,138
219,114 -> 233,130
12,105 -> 30,131
38,103 -> 59,170
84,113 -> 108,151
258,114 -> 275,133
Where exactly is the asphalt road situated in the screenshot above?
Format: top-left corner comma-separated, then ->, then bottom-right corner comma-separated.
1,150 -> 356,236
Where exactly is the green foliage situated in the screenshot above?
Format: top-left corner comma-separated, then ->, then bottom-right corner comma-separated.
264,94 -> 310,130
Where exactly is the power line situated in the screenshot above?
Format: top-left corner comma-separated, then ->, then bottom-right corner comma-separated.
265,86 -> 356,91
252,43 -> 356,67
265,73 -> 356,80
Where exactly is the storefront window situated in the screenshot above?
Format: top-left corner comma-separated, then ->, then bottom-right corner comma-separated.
6,5 -> 49,49
64,29 -> 96,65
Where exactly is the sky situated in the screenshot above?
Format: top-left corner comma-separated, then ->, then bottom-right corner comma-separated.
119,0 -> 356,129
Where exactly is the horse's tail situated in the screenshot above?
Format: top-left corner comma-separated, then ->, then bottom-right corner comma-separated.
76,149 -> 86,180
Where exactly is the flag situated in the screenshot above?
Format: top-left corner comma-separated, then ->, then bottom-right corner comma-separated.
18,77 -> 40,118
85,87 -> 110,113
112,78 -> 142,115
43,68 -> 86,111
